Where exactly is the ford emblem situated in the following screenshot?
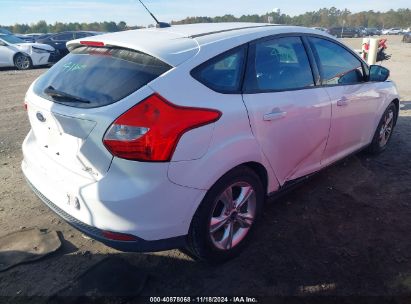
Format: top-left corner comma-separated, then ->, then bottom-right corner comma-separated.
36,112 -> 46,123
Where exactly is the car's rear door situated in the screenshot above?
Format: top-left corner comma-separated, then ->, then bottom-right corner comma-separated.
307,36 -> 382,166
242,36 -> 332,185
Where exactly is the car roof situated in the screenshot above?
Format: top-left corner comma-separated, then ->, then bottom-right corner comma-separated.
67,22 -> 333,66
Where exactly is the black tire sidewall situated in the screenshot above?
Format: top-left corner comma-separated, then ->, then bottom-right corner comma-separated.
188,166 -> 264,262
368,102 -> 396,154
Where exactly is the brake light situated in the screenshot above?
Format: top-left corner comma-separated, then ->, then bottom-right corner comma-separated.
103,94 -> 221,162
80,41 -> 105,47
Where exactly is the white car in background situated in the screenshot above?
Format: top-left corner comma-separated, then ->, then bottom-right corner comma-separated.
382,28 -> 403,35
0,34 -> 55,70
22,23 -> 399,262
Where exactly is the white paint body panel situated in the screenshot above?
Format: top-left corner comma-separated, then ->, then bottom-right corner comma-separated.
321,81 -> 399,167
22,134 -> 206,240
242,88 -> 331,184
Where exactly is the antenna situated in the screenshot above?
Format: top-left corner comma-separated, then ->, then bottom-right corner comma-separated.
137,0 -> 171,28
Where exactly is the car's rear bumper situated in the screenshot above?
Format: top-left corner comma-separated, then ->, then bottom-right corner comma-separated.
22,130 -> 206,251
25,178 -> 186,252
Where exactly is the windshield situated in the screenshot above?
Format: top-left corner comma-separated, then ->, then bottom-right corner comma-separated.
0,34 -> 26,44
0,28 -> 12,35
33,45 -> 172,108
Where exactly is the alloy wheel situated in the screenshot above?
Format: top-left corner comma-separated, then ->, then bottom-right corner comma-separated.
379,108 -> 394,147
209,182 -> 256,250
16,55 -> 31,70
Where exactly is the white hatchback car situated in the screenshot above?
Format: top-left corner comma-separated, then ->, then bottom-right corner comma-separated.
0,34 -> 55,70
22,23 -> 399,262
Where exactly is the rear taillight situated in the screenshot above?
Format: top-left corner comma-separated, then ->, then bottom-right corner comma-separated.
103,94 -> 221,162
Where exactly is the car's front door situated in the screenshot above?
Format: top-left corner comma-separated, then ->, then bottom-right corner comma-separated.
242,36 -> 332,185
307,36 -> 382,167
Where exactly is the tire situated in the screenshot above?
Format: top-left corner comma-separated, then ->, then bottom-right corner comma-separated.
14,53 -> 33,70
185,166 -> 264,263
367,102 -> 397,154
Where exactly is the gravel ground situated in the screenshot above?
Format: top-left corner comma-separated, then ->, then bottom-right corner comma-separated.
0,36 -> 410,299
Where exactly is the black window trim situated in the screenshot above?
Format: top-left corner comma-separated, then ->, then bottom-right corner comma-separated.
190,44 -> 248,94
190,32 -> 372,95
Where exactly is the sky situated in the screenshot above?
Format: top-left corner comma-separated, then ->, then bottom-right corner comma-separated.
0,0 -> 410,26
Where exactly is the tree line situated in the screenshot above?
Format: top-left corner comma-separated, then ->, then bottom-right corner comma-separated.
172,8 -> 411,28
0,21 -> 142,34
1,7 -> 410,34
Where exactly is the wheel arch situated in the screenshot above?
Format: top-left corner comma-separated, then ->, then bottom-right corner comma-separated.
237,161 -> 269,196
168,137 -> 280,195
13,52 -> 28,62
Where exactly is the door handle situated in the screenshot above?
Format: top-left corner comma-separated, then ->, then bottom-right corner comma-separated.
337,96 -> 349,107
263,111 -> 287,121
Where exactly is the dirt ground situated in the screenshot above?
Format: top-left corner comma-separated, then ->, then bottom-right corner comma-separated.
0,35 -> 411,300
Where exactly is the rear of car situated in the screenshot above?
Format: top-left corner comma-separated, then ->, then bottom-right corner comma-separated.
22,33 -> 218,250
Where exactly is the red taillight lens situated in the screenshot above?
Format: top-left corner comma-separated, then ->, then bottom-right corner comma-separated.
80,41 -> 105,47
103,94 -> 221,162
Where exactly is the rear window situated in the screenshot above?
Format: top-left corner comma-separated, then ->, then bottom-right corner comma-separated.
34,46 -> 172,108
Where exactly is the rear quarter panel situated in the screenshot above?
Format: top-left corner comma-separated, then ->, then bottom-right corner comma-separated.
149,50 -> 280,193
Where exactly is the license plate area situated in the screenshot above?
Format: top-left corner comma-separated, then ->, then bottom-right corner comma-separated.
27,104 -> 95,175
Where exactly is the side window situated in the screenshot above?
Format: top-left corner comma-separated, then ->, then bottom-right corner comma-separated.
191,47 -> 246,93
309,37 -> 365,85
245,36 -> 314,92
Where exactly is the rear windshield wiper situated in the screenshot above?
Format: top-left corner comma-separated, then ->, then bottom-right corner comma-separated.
44,86 -> 91,104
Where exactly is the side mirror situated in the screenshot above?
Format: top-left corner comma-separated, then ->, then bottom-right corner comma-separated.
369,65 -> 390,82
0,41 -> 6,46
